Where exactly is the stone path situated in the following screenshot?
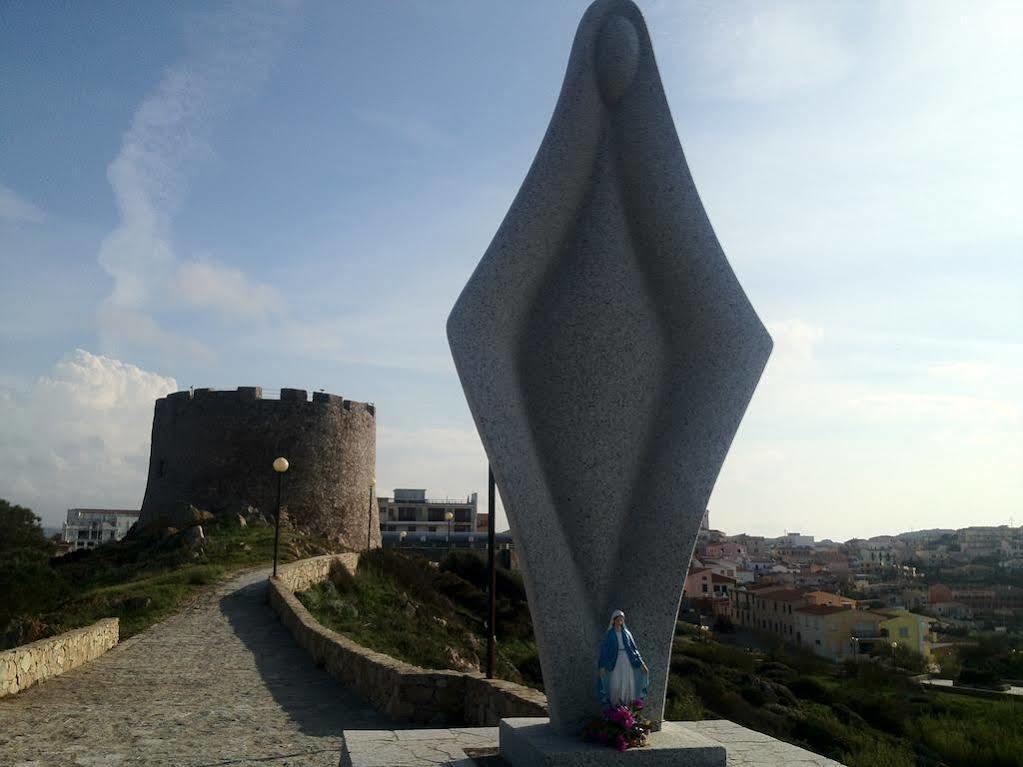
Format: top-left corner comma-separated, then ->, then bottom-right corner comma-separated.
0,569 -> 397,767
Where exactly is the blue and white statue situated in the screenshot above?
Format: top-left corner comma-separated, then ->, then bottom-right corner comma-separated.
598,610 -> 649,707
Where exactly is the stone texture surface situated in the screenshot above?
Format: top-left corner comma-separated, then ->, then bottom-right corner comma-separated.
271,556 -> 548,726
500,718 -> 725,767
0,569 -> 395,766
446,0 -> 772,734
138,387 -> 379,550
687,721 -> 846,766
0,618 -> 118,698
342,727 -> 499,767
342,722 -> 845,767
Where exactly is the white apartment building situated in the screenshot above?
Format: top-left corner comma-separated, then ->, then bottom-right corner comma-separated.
378,489 -> 478,535
62,508 -> 140,551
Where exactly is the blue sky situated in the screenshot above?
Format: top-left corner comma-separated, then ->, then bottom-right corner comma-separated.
1,1 -> 1020,539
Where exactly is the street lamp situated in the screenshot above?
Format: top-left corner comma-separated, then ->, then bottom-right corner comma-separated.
486,464 -> 496,679
445,510 -> 454,548
891,641 -> 898,666
399,530 -> 407,550
272,456 -> 289,577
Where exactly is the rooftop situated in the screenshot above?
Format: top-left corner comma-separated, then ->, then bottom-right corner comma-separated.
795,604 -> 852,616
68,508 -> 140,516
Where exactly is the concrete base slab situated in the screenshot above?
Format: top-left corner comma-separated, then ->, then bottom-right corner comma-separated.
342,727 -> 499,767
499,718 -> 725,767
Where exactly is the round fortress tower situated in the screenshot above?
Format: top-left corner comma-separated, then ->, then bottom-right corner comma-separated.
138,387 -> 379,550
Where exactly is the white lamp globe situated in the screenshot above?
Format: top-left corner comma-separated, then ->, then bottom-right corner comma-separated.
273,457 -> 290,473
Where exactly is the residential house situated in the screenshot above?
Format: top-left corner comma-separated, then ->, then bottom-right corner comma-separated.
794,606 -> 885,662
875,608 -> 937,658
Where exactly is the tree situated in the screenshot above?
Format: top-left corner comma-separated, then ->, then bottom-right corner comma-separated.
0,499 -> 52,553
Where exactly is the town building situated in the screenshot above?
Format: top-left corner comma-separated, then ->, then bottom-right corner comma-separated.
378,489 -> 478,535
958,525 -> 1014,557
875,608 -> 937,658
780,531 -> 814,548
62,508 -> 140,551
683,567 -> 735,599
794,606 -> 885,662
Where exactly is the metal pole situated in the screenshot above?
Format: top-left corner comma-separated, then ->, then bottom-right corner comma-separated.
273,471 -> 282,577
486,464 -> 497,678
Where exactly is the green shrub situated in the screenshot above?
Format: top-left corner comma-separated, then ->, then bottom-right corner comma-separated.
842,739 -> 916,767
787,676 -> 829,703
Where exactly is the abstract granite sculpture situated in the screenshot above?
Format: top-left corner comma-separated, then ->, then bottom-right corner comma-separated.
447,0 -> 772,738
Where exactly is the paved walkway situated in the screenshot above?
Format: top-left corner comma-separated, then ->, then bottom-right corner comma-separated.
0,569 -> 397,767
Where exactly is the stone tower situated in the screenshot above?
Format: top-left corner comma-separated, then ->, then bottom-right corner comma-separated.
137,387 -> 379,550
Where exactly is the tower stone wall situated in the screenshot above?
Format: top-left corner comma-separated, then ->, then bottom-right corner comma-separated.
138,387 -> 379,550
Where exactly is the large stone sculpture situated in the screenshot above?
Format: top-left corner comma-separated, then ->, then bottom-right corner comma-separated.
447,0 -> 772,751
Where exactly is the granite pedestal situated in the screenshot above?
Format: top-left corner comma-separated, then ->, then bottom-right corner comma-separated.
499,718 -> 725,767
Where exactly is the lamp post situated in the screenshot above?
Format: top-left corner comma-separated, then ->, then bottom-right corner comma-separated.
445,510 -> 454,548
891,641 -> 898,667
367,478 -> 375,551
399,530 -> 407,550
272,456 -> 289,577
486,464 -> 497,679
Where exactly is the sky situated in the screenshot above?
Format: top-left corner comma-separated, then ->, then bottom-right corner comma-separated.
1,1 -> 1020,540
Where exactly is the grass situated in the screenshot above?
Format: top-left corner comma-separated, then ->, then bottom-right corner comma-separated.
298,549 -> 1023,767
1,514 -> 334,649
297,548 -> 540,685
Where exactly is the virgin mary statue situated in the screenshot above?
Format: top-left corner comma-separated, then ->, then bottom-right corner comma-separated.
597,610 -> 649,707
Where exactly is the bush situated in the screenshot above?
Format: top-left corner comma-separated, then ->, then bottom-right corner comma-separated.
712,614 -> 735,633
329,560 -> 357,594
956,667 -> 1004,689
787,676 -> 830,704
0,547 -> 71,637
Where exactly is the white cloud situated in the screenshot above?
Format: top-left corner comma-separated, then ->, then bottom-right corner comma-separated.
711,315 -> 1023,540
174,259 -> 283,320
97,305 -> 214,363
0,350 -> 177,526
96,2 -> 294,348
766,319 -> 823,369
0,182 -> 45,224
649,1 -> 856,102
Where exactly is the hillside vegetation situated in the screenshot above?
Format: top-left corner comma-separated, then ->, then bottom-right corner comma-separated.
299,549 -> 1023,767
0,498 -> 331,650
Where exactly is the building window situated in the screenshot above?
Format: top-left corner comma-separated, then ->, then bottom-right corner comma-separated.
398,507 -> 417,522
899,627 -> 909,638
702,584 -> 708,593
454,509 -> 471,523
427,526 -> 437,533
428,507 -> 447,521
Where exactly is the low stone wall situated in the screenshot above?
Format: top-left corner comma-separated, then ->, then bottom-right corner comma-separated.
268,554 -> 548,725
0,618 -> 118,698
275,552 -> 361,593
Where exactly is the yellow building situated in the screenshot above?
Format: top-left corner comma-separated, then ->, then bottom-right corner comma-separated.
875,608 -> 937,658
793,605 -> 886,662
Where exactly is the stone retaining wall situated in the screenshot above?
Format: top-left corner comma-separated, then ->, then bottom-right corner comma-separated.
0,618 -> 118,698
269,554 -> 548,725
